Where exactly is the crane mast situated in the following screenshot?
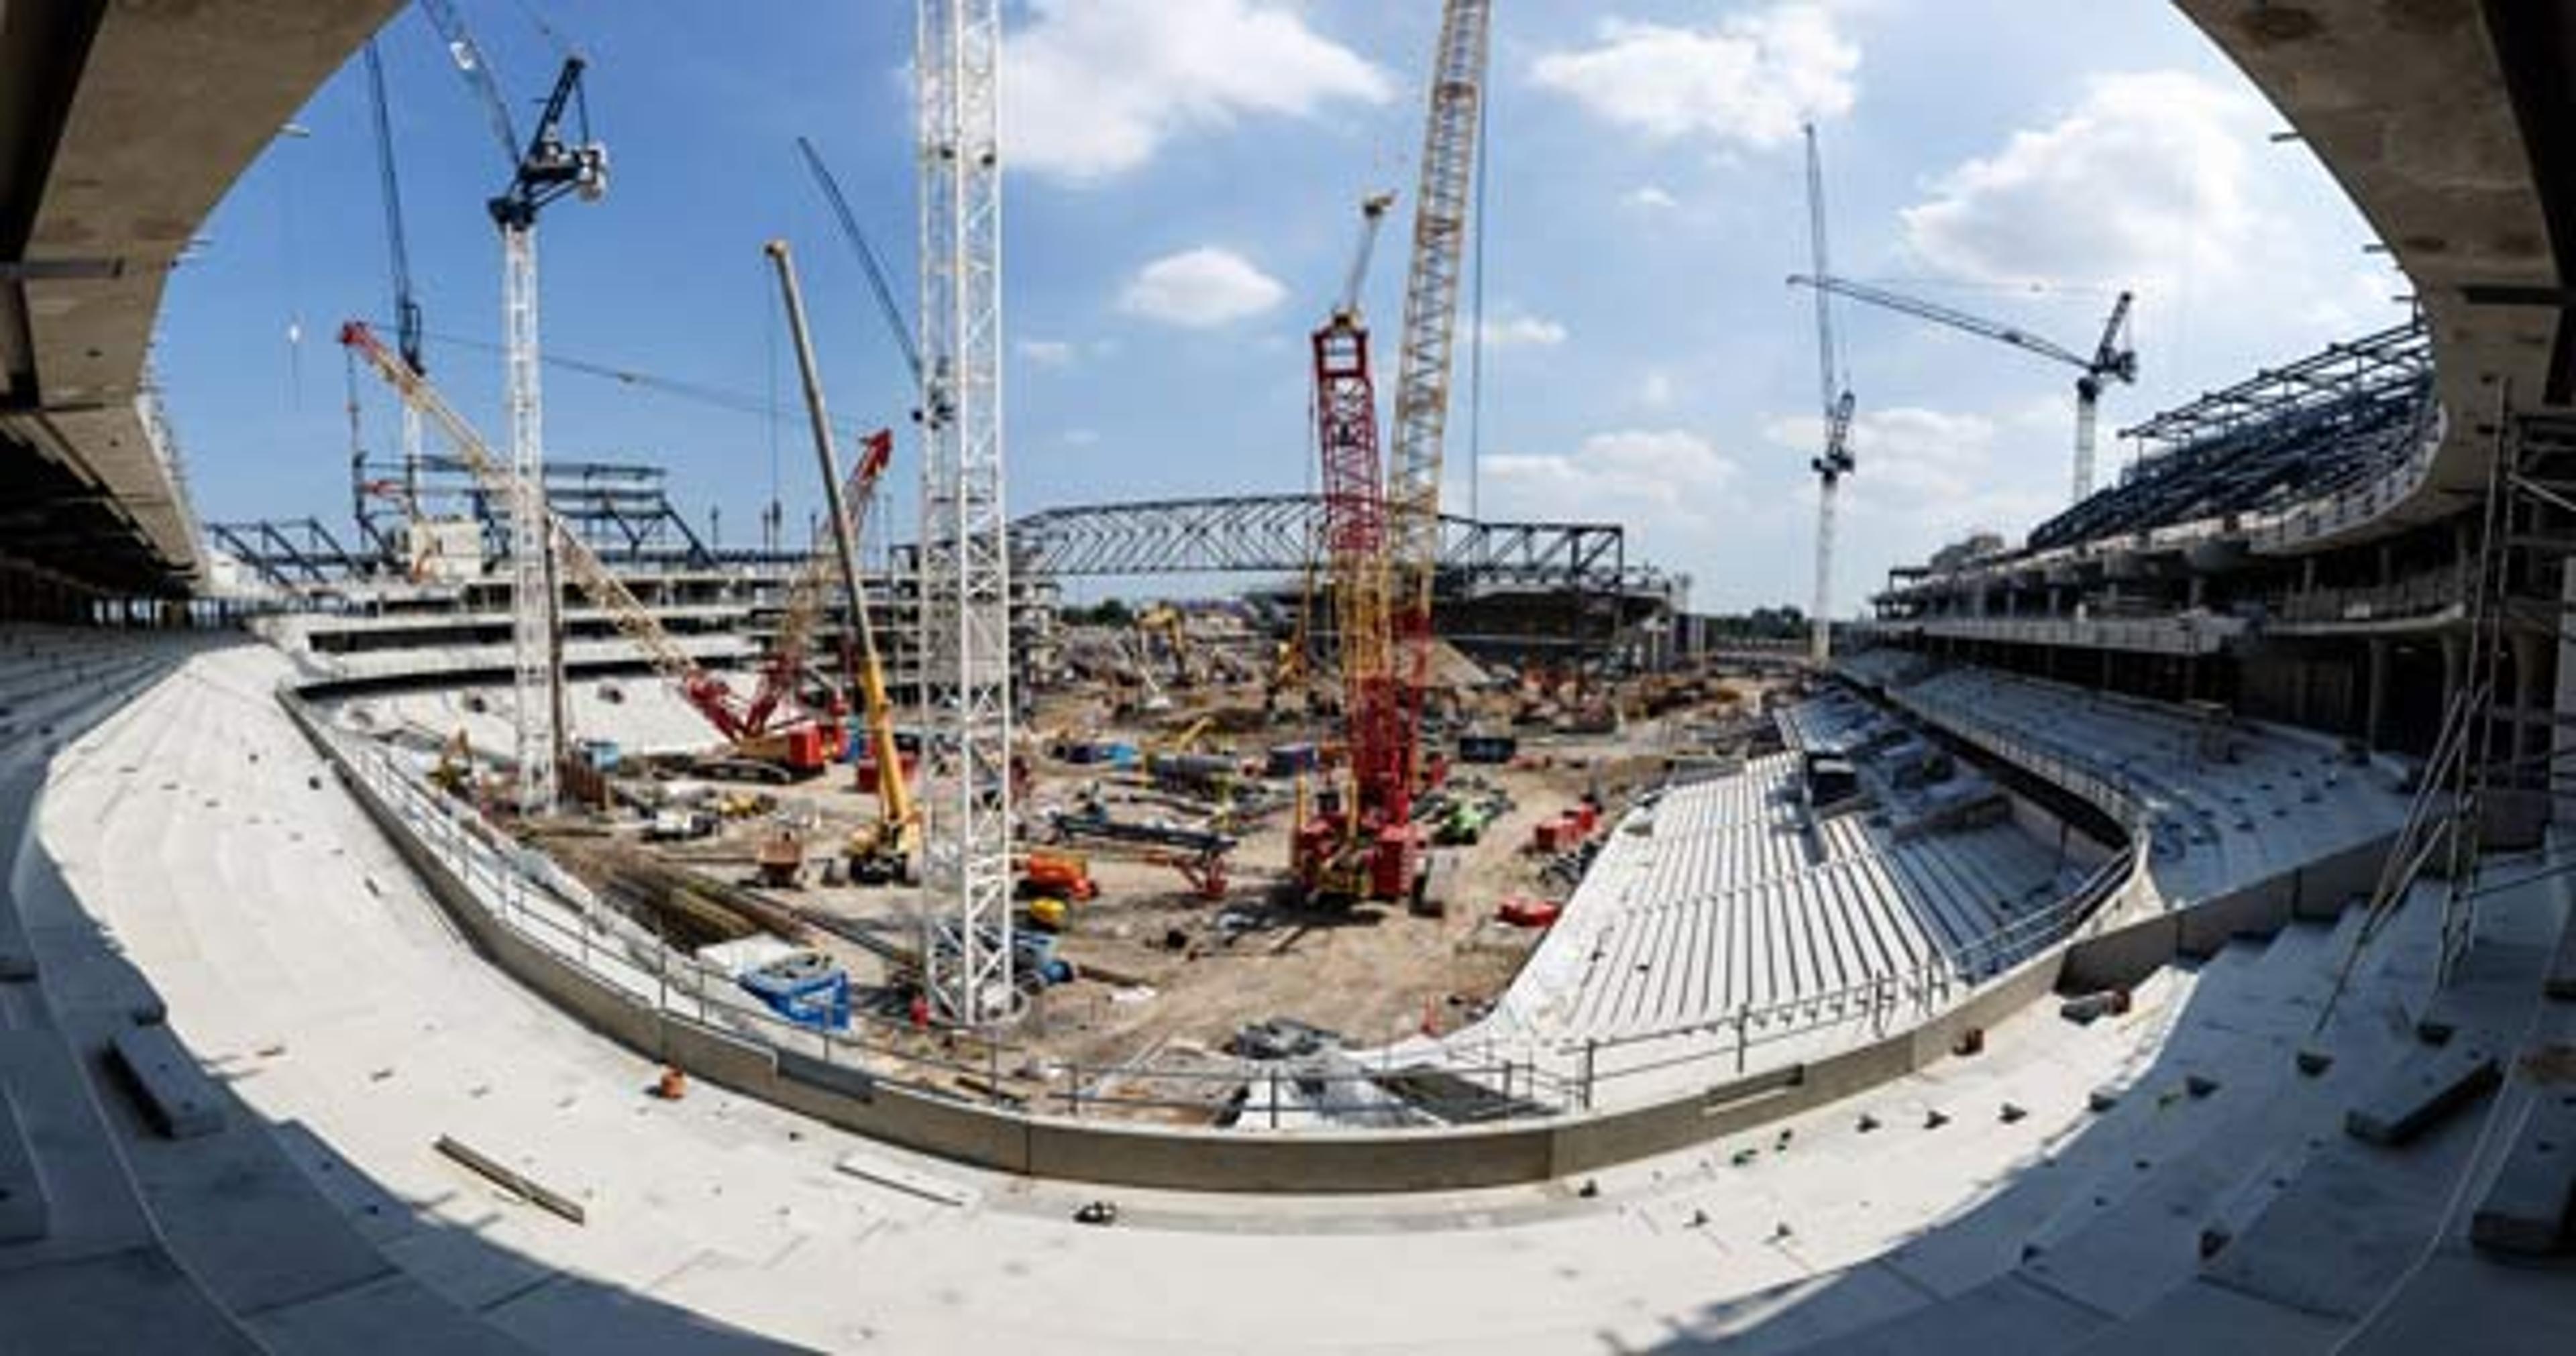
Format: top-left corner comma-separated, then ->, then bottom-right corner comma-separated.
1385,0 -> 1493,783
915,0 -> 1014,1025
1803,125 -> 1856,667
419,0 -> 608,816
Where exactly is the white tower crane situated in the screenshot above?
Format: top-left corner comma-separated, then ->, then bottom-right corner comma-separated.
1803,125 -> 1856,667
418,0 -> 607,816
1787,273 -> 2136,504
915,0 -> 1014,1025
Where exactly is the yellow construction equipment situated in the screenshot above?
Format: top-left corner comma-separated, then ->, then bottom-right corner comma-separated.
764,239 -> 918,887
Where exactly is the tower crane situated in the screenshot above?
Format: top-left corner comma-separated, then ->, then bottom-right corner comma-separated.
1786,273 -> 2135,504
915,0 -> 1015,1025
418,0 -> 608,815
1385,0 -> 1494,779
1293,192 -> 1413,899
1802,125 -> 1856,667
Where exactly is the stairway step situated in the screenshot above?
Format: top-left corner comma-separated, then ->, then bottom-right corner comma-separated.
2469,1088 -> 2576,1257
108,1024 -> 222,1140
2344,1046 -> 2502,1147
0,1086 -> 47,1245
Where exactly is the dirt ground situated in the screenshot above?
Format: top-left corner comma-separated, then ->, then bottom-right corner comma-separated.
557,667 -> 1788,1119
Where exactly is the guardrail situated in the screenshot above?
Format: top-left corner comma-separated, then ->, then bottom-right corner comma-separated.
1545,838 -> 2142,1099
276,673 -> 2162,1187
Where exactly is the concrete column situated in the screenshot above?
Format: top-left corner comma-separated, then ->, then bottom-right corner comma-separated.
2555,557 -> 2576,824
2365,638 -> 2391,751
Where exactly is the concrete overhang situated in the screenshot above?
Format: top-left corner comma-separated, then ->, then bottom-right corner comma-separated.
1,0 -> 400,596
2177,1 -> 2563,548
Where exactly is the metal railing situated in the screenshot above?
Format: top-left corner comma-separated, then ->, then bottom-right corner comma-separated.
290,679 -> 2151,1125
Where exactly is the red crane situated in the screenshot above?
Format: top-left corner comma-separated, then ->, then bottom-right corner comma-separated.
1293,194 -> 1417,899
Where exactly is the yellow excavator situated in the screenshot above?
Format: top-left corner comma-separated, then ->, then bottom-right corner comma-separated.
765,240 -> 918,886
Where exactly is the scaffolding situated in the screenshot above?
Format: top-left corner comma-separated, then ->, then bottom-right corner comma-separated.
2325,394 -> 2574,1018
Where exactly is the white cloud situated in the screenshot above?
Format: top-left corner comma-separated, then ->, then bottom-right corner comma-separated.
1638,370 -> 1678,409
1625,184 -> 1680,211
1006,0 -> 1392,182
1485,430 -> 1740,546
1762,404 -> 2059,551
1900,70 -> 2260,294
1477,313 -> 1568,349
1062,429 -> 1101,447
1117,247 -> 1288,328
1018,339 -> 1077,368
1532,5 -> 1859,150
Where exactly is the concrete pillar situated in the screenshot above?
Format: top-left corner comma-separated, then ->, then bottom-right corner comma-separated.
2365,638 -> 2391,751
2555,557 -> 2576,823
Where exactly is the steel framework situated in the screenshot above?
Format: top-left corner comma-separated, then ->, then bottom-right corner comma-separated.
1010,494 -> 1633,588
916,0 -> 1014,1025
206,518 -> 367,589
2031,319 -> 2433,551
351,452 -> 714,569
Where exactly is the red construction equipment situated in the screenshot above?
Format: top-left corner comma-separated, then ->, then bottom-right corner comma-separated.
341,320 -> 851,778
1293,0 -> 1493,903
1291,192 -> 1421,901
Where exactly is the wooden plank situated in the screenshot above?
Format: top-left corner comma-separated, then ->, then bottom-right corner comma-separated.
433,1134 -> 586,1225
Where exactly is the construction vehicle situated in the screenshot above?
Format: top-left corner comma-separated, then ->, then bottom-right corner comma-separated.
341,322 -> 849,789
763,240 -> 920,888
429,728 -> 474,797
1786,273 -> 2135,504
1136,603 -> 1198,687
1047,806 -> 1236,902
755,824 -> 806,888
1294,0 -> 1491,904
1019,848 -> 1098,902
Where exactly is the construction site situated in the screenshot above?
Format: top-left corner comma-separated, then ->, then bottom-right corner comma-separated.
3,1 -> 2573,1351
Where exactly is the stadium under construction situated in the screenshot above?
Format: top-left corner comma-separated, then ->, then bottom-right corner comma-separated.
0,1 -> 2570,1352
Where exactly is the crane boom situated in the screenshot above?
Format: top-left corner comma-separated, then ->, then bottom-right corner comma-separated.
362,40 -> 423,378
1385,0 -> 1493,789
1803,127 -> 1836,421
795,136 -> 924,387
1334,192 -> 1397,321
1787,274 -> 2095,370
1787,272 -> 2136,503
415,0 -> 521,171
766,240 -> 913,847
341,322 -> 754,745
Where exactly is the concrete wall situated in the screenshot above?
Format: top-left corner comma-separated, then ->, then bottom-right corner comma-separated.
2061,832 -> 2394,993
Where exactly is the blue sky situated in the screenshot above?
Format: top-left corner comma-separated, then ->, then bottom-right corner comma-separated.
159,1 -> 2409,612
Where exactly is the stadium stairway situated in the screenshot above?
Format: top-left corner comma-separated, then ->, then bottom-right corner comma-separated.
1698,867 -> 2573,1355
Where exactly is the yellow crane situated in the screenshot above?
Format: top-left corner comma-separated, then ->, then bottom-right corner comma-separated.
765,240 -> 917,885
